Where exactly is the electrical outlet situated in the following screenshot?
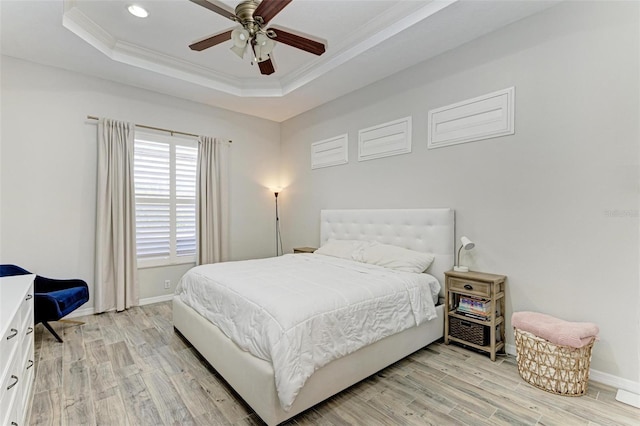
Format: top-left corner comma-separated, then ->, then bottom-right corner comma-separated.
164,280 -> 171,289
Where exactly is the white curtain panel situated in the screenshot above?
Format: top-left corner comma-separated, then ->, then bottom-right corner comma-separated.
95,118 -> 139,312
197,136 -> 230,265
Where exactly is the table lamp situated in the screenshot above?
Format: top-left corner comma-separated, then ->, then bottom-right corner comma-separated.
454,236 -> 475,272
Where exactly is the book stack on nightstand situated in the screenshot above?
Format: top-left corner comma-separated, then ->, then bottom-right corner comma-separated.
444,270 -> 507,361
456,296 -> 492,321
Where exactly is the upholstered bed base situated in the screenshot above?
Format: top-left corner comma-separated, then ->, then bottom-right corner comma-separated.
173,296 -> 444,425
173,208 -> 454,424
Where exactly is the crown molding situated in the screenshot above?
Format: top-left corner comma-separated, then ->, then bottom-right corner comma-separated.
280,0 -> 457,94
62,4 -> 260,95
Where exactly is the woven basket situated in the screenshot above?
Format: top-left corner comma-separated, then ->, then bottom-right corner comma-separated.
514,328 -> 595,396
450,317 -> 488,346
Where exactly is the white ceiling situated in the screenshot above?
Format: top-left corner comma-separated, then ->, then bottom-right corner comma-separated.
1,0 -> 559,122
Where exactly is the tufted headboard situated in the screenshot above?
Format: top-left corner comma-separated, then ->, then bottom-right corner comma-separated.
320,209 -> 455,288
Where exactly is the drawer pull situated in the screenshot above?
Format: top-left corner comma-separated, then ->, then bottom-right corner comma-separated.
464,284 -> 473,290
7,375 -> 19,390
26,326 -> 34,335
27,360 -> 34,369
25,293 -> 33,300
7,328 -> 18,340
11,422 -> 18,426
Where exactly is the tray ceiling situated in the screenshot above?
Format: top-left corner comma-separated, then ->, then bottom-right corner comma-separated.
1,0 -> 559,121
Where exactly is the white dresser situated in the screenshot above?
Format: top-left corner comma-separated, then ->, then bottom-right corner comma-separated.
1,274 -> 35,426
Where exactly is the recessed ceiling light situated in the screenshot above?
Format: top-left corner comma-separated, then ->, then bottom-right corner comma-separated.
128,5 -> 148,18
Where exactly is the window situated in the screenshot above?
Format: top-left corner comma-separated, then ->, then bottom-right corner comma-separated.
134,132 -> 198,267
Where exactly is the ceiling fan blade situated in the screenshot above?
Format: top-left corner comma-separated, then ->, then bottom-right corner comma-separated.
270,27 -> 325,56
189,29 -> 233,51
188,0 -> 236,21
252,45 -> 275,75
254,0 -> 293,25
258,57 -> 276,75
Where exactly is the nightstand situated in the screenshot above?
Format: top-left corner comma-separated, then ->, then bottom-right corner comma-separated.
444,270 -> 506,361
293,247 -> 316,254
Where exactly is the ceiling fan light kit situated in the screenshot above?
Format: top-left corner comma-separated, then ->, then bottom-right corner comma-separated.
189,0 -> 326,75
230,27 -> 250,58
230,43 -> 247,59
254,33 -> 275,62
231,27 -> 250,46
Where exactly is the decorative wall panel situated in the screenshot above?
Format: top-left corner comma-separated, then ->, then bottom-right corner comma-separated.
311,134 -> 348,169
358,116 -> 412,161
428,87 -> 515,149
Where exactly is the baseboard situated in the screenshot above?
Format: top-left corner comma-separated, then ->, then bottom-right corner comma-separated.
62,294 -> 173,319
138,294 -> 174,305
505,343 -> 640,394
591,369 -> 640,395
64,306 -> 95,318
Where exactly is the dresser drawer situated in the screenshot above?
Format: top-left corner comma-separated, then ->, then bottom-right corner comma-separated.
0,354 -> 21,425
20,287 -> 34,330
1,316 -> 20,371
20,338 -> 35,415
21,323 -> 34,364
447,278 -> 491,297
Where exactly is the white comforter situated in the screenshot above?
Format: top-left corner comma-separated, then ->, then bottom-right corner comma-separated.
176,253 -> 440,411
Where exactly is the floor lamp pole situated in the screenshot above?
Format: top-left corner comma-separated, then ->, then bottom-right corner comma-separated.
274,192 -> 280,256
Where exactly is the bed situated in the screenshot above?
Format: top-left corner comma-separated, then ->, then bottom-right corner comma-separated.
173,208 -> 455,425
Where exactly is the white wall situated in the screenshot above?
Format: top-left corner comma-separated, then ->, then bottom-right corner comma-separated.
0,56 -> 281,307
280,2 -> 639,385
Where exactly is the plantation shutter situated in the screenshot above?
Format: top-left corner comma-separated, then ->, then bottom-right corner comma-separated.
176,145 -> 197,257
134,133 -> 198,265
134,139 -> 171,259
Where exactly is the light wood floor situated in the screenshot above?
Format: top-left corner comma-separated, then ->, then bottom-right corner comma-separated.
29,301 -> 639,426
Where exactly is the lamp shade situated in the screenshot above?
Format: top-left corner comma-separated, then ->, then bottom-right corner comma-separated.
255,33 -> 274,52
254,33 -> 275,62
454,236 -> 475,272
460,236 -> 475,250
231,27 -> 250,48
230,44 -> 247,59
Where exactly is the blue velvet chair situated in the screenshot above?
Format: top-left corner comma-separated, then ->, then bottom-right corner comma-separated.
0,264 -> 89,342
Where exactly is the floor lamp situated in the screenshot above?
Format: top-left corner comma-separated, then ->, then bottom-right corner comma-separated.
274,190 -> 283,256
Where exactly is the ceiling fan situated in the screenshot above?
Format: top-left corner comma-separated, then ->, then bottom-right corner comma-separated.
188,0 -> 326,75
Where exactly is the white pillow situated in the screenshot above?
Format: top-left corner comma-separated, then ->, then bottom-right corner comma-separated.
314,239 -> 369,260
359,242 -> 435,273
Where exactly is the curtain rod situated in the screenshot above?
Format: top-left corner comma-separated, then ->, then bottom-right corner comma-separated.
86,115 -> 231,142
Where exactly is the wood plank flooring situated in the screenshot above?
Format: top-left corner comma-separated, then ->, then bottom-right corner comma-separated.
29,302 -> 640,425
